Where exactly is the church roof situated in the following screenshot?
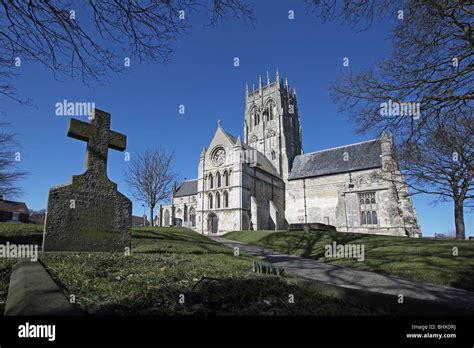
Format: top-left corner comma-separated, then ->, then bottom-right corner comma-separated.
174,179 -> 198,197
288,139 -> 382,180
0,199 -> 29,214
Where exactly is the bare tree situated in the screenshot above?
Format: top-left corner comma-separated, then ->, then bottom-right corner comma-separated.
0,121 -> 27,197
308,0 -> 474,235
397,112 -> 473,240
125,149 -> 177,226
0,0 -> 253,102
307,0 -> 473,140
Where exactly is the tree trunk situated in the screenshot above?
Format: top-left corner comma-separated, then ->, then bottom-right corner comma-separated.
150,206 -> 154,227
454,201 -> 465,240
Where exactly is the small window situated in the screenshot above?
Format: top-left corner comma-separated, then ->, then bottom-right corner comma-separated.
216,192 -> 221,208
224,191 -> 229,208
208,193 -> 213,209
224,171 -> 229,186
209,174 -> 214,189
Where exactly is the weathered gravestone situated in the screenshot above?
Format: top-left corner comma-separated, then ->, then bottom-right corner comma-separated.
43,108 -> 132,251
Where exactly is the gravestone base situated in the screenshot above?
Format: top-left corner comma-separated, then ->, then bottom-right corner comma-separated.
5,259 -> 83,315
43,171 -> 132,252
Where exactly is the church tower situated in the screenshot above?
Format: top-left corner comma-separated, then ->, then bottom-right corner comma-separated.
244,70 -> 303,181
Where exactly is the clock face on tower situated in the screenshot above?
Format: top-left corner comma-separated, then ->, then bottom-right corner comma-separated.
211,147 -> 226,166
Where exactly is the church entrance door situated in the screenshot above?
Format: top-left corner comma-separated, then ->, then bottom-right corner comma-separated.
208,213 -> 218,234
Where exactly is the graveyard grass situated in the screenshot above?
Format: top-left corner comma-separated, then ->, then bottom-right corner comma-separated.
0,222 -> 43,236
40,227 -> 380,315
224,230 -> 474,291
0,258 -> 16,314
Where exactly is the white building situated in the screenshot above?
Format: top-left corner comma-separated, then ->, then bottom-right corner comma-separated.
158,71 -> 421,237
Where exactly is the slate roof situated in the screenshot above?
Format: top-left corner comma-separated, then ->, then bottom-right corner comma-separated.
288,139 -> 382,180
0,199 -> 29,214
174,179 -> 198,197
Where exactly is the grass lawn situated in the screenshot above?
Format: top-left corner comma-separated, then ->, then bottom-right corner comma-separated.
224,230 -> 474,291
38,227 -> 380,315
0,258 -> 16,314
0,222 -> 44,236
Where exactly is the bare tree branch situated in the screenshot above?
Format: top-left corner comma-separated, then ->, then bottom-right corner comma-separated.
0,0 -> 254,102
0,121 -> 28,197
308,0 -> 474,238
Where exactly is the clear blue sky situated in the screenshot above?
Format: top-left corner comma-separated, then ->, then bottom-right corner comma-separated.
1,1 -> 472,237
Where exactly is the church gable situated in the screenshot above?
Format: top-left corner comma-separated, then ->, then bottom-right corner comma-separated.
204,123 -> 239,166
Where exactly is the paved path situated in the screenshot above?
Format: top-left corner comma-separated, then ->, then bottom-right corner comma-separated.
210,236 -> 474,312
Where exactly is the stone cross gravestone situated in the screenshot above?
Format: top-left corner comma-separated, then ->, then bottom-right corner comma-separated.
43,108 -> 132,252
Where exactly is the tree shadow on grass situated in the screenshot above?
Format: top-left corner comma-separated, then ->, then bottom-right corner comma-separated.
250,230 -> 474,292
85,276 -> 380,316
0,234 -> 42,246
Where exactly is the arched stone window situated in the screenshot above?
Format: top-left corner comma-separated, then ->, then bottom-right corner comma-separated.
265,99 -> 276,121
189,207 -> 196,227
209,174 -> 214,189
216,172 -> 221,188
366,211 -> 373,224
216,192 -> 221,208
271,151 -> 276,160
254,109 -> 260,126
208,193 -> 213,209
223,171 -> 229,186
223,191 -> 229,208
249,106 -> 257,130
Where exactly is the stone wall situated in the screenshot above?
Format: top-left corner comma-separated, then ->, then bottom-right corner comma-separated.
286,167 -> 420,237
242,164 -> 286,231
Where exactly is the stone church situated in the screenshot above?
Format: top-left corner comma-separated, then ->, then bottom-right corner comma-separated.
157,71 -> 421,237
